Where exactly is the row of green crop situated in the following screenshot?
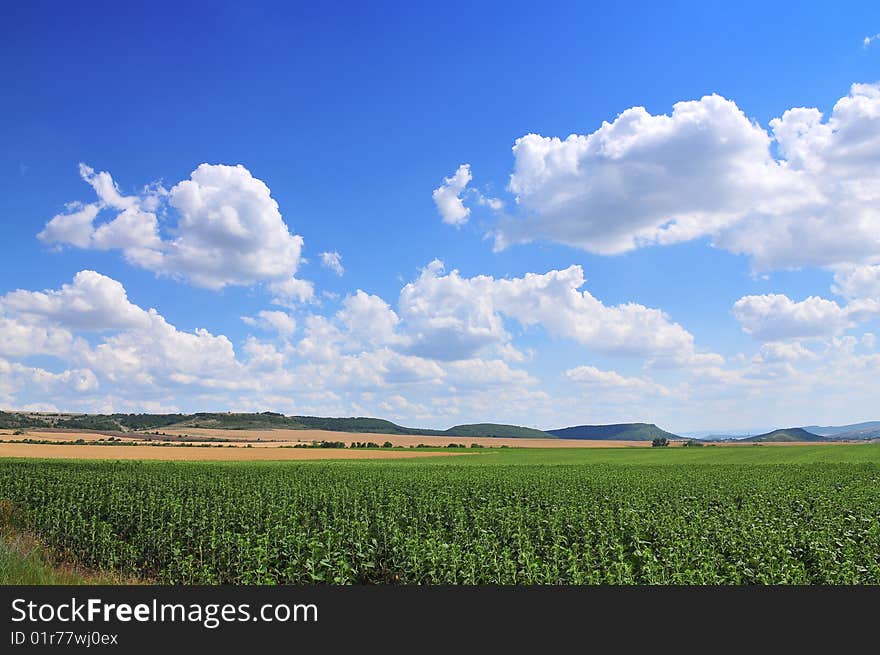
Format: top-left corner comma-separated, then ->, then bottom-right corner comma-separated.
0,459 -> 878,584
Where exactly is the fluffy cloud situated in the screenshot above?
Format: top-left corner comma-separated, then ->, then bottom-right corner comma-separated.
241,311 -> 297,335
499,94 -> 801,254
399,260 -> 706,362
754,341 -> 818,363
82,310 -> 245,389
3,265 -> 880,430
270,277 -> 315,306
161,164 -> 305,288
493,84 -> 880,273
336,290 -> 402,349
399,260 -> 508,360
320,251 -> 344,276
0,271 -> 248,395
38,163 -> 307,291
444,358 -> 536,388
293,348 -> 446,392
432,164 -> 472,225
491,266 -> 699,357
832,264 -> 880,300
0,317 -> 81,359
241,338 -> 287,373
378,394 -> 429,417
477,195 -> 504,211
1,270 -> 150,331
0,358 -> 98,398
732,293 -> 880,341
39,164 -> 164,256
564,365 -> 668,395
719,84 -> 880,270
78,163 -> 142,210
38,203 -> 102,248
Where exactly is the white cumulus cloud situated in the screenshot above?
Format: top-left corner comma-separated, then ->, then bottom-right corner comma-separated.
432,164 -> 473,225
270,277 -> 315,306
832,264 -> 880,300
564,365 -> 668,395
754,341 -> 818,363
1,270 -> 150,331
38,163 -> 308,291
732,293 -> 880,341
320,251 -> 344,276
241,311 -> 297,336
0,316 -> 80,359
493,84 -> 880,274
399,259 -> 709,362
336,290 -> 402,349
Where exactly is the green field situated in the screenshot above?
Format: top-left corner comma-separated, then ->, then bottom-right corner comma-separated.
1,444 -> 879,584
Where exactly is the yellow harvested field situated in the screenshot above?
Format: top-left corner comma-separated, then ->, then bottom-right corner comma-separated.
1,429 -> 856,454
0,443 -> 473,461
155,427 -> 656,448
0,430 -> 140,442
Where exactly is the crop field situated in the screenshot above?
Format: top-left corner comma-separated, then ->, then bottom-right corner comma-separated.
0,427 -> 669,455
0,443 -> 473,461
150,427 -> 659,448
1,445 -> 879,584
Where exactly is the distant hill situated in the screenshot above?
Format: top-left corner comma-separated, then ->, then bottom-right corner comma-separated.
288,416 -> 447,436
444,424 -> 556,439
828,428 -> 880,441
0,411 -> 549,438
681,428 -> 775,439
0,412 -> 310,432
159,412 -> 307,430
801,421 -> 880,439
547,423 -> 680,441
0,411 -> 134,431
741,428 -> 826,442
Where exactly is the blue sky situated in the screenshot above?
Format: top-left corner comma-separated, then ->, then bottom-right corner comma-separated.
2,1 -> 880,433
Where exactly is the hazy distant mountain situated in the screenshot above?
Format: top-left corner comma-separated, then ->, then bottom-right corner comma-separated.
693,434 -> 748,441
680,428 -> 775,439
684,421 -> 880,441
547,423 -> 680,441
801,421 -> 880,438
741,428 -> 826,442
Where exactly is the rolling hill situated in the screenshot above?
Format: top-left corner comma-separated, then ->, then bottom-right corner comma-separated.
0,411 -> 307,432
285,416 -> 446,435
14,411 -> 873,442
801,421 -> 880,439
0,411 -> 550,439
546,423 -> 680,441
443,424 -> 556,439
741,428 -> 826,442
829,428 -> 880,441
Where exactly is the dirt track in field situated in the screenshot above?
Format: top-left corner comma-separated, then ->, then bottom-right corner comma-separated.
0,443 -> 473,461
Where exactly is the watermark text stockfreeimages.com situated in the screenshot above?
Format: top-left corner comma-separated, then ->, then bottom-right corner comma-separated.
10,597 -> 318,630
